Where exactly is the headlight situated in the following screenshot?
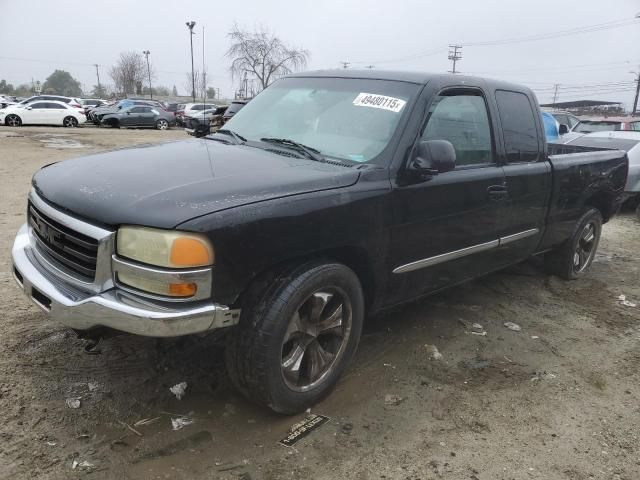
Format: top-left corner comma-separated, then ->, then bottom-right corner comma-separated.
116,226 -> 214,268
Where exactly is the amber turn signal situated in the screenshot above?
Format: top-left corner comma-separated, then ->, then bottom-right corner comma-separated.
168,282 -> 197,297
170,237 -> 214,267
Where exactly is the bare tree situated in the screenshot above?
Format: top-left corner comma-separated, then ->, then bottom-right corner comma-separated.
184,69 -> 208,100
226,24 -> 309,91
109,52 -> 148,95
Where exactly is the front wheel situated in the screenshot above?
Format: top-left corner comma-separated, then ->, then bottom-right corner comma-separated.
5,114 -> 22,127
155,119 -> 169,130
225,261 -> 364,414
544,208 -> 602,280
63,116 -> 78,128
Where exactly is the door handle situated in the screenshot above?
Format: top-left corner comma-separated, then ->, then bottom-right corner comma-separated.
487,185 -> 509,201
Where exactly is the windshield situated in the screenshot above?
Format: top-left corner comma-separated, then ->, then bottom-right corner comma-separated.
568,136 -> 640,152
224,77 -> 419,163
574,121 -> 622,133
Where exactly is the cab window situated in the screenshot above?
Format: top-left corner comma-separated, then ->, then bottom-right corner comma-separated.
421,92 -> 493,166
495,90 -> 540,163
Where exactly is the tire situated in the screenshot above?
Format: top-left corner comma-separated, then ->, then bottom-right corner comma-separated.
225,261 -> 365,414
155,119 -> 169,130
63,116 -> 78,128
544,208 -> 602,280
5,114 -> 21,127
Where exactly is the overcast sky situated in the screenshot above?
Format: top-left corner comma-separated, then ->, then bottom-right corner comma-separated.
1,0 -> 639,107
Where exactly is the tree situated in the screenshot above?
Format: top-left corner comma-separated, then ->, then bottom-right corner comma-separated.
226,24 -> 309,91
184,69 -> 208,100
206,87 -> 217,99
0,79 -> 15,94
91,84 -> 107,98
109,51 -> 147,95
42,70 -> 82,97
172,85 -> 178,96
143,85 -> 170,96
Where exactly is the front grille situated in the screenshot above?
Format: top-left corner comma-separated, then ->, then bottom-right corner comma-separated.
29,203 -> 98,281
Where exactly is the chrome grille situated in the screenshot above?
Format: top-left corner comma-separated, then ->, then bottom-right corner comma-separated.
28,203 -> 99,281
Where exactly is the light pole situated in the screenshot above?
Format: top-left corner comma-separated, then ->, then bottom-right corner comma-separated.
143,50 -> 152,99
186,21 -> 196,103
630,70 -> 640,115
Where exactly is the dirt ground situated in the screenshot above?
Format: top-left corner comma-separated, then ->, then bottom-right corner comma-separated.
1,126 -> 639,480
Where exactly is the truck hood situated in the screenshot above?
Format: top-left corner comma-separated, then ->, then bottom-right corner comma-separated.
32,139 -> 360,229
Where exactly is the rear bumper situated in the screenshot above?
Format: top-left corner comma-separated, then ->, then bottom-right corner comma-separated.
12,223 -> 239,337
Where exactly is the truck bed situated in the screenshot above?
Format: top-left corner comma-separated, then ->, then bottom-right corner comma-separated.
540,144 -> 629,250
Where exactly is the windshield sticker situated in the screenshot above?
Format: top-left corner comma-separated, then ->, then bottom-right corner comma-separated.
353,93 -> 406,113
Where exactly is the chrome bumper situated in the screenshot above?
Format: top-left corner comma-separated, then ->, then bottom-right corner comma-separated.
12,223 -> 239,337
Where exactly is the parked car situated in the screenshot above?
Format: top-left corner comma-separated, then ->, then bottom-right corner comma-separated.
0,100 -> 85,127
551,111 -> 580,131
222,100 -> 247,123
89,99 -> 161,124
164,103 -> 180,113
184,106 -> 228,136
18,95 -> 82,110
564,131 -> 640,208
0,95 -> 18,109
100,105 -> 175,129
80,99 -> 107,108
176,103 -> 217,126
559,117 -> 640,143
11,71 -> 628,414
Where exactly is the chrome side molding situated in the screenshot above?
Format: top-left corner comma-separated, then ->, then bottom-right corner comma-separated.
393,228 -> 539,274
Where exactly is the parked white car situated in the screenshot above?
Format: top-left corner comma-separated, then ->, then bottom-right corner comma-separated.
0,100 -> 86,127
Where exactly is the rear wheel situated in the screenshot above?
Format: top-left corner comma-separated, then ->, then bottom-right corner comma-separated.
155,119 -> 169,130
225,261 -> 364,414
544,208 -> 602,280
5,114 -> 21,127
63,116 -> 78,128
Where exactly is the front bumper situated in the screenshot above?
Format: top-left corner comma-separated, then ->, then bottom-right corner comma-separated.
12,223 -> 239,337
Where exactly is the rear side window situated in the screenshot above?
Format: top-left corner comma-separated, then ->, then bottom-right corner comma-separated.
30,102 -> 47,109
421,93 -> 493,166
47,103 -> 66,109
495,90 -> 540,163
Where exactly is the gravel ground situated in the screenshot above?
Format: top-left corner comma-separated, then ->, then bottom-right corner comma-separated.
1,126 -> 639,480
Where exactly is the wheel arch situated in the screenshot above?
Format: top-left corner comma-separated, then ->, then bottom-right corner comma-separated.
231,245 -> 377,315
584,191 -> 615,223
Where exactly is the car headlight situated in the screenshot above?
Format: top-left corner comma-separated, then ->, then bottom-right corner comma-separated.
115,226 -> 214,298
117,226 -> 214,268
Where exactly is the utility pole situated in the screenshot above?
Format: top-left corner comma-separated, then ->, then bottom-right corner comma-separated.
94,64 -> 101,97
143,50 -> 152,99
552,83 -> 560,107
632,72 -> 640,115
340,61 -> 350,69
186,20 -> 196,103
447,45 -> 462,74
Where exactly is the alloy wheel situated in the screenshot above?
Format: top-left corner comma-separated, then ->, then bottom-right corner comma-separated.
157,119 -> 168,130
573,222 -> 597,273
281,288 -> 352,392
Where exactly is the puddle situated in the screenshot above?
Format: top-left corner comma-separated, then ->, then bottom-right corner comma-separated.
33,133 -> 88,149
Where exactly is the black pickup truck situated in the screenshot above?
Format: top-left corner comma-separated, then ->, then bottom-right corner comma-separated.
12,71 -> 628,414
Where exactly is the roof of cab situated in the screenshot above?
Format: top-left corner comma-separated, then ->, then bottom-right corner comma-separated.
288,69 -> 533,93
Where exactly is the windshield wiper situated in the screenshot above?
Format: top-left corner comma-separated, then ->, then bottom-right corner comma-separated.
260,137 -> 324,162
216,129 -> 246,144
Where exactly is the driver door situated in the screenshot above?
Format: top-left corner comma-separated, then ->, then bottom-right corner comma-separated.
387,86 -> 508,304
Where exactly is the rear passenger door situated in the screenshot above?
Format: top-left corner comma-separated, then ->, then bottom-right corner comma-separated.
494,90 -> 550,262
138,107 -> 156,127
46,102 -> 68,125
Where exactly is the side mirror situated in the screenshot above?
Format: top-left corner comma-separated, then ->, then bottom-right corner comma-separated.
558,123 -> 570,135
26,106 -> 32,110
126,111 -> 131,115
409,140 -> 456,178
